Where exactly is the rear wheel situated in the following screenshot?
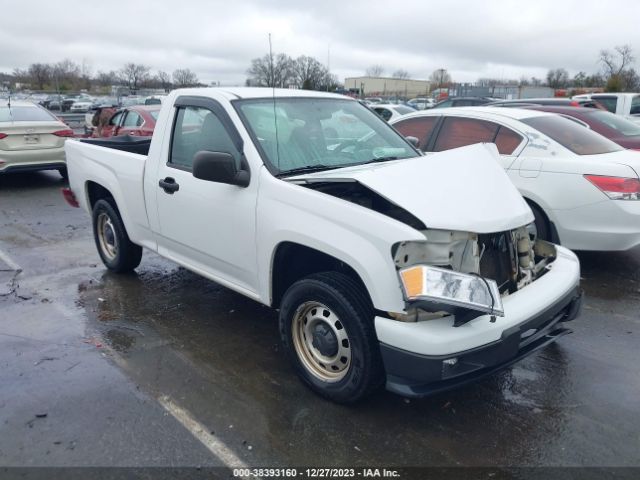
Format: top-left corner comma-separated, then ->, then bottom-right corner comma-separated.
92,199 -> 142,272
279,272 -> 384,403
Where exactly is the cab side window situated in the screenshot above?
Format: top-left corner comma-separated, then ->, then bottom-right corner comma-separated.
169,106 -> 241,170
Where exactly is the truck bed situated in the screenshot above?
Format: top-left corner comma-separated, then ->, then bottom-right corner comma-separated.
80,135 -> 152,156
65,138 -> 152,249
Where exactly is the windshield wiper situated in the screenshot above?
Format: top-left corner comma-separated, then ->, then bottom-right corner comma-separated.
361,156 -> 400,165
278,164 -> 338,177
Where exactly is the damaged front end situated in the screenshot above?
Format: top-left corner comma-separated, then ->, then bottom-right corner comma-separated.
392,227 -> 557,326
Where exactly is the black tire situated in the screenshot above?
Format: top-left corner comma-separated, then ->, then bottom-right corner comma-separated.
529,202 -> 550,242
279,271 -> 384,404
58,167 -> 68,180
92,198 -> 142,273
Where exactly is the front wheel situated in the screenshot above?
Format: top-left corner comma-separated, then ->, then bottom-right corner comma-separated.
92,199 -> 142,272
279,272 -> 384,403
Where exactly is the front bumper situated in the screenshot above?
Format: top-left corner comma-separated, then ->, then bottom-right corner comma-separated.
381,286 -> 583,397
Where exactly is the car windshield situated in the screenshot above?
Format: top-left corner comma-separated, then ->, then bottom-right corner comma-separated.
235,98 -> 418,175
0,106 -> 57,122
521,115 -> 623,155
588,110 -> 640,137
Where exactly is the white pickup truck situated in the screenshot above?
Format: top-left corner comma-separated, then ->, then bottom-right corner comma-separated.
63,88 -> 582,403
575,92 -> 640,121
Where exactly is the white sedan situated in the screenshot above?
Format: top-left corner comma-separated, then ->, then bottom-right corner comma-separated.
0,101 -> 73,178
391,107 -> 640,251
371,103 -> 415,122
70,100 -> 93,113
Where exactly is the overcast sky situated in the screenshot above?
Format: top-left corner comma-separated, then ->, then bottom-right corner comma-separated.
2,0 -> 640,85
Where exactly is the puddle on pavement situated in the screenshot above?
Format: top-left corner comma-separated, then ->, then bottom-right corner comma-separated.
75,256 -> 639,467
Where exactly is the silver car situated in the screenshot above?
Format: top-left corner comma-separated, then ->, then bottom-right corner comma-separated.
0,101 -> 73,178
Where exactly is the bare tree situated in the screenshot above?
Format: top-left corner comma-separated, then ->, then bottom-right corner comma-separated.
119,63 -> 150,92
391,69 -> 410,79
96,70 -> 119,88
12,68 -> 29,86
79,59 -> 93,90
600,45 -> 634,78
27,63 -> 51,90
429,69 -> 451,87
599,45 -> 636,91
172,69 -> 199,88
365,65 -> 385,77
246,53 -> 294,88
156,71 -> 172,91
52,59 -> 81,90
546,68 -> 569,89
292,55 -> 329,90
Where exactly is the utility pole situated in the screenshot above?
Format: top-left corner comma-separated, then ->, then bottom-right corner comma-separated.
327,42 -> 331,92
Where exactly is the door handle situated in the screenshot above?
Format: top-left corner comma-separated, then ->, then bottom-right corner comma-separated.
159,177 -> 180,194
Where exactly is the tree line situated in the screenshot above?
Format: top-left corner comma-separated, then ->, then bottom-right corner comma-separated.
246,53 -> 338,90
362,44 -> 640,93
5,60 -> 202,93
4,44 -> 639,95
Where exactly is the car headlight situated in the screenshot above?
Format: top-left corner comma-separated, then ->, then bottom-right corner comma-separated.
399,265 -> 504,318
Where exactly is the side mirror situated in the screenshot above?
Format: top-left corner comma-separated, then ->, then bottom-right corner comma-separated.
405,136 -> 420,149
192,151 -> 250,187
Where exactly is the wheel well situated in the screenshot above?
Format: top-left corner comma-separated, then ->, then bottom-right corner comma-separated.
524,197 -> 550,227
271,242 -> 369,308
87,181 -> 114,210
524,197 -> 561,244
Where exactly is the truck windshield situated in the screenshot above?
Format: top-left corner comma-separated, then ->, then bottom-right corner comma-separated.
235,98 -> 418,175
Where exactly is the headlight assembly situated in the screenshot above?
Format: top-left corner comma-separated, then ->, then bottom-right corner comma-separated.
399,265 -> 504,322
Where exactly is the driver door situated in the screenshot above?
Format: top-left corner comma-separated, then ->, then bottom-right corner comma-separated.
153,99 -> 259,294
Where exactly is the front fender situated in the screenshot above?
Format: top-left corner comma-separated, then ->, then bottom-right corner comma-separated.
256,171 -> 424,312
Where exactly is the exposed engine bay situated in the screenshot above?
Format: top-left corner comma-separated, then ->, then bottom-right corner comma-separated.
298,178 -> 557,325
391,228 -> 557,324
393,228 -> 557,294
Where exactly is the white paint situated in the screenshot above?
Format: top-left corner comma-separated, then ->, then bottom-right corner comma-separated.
157,395 -> 249,469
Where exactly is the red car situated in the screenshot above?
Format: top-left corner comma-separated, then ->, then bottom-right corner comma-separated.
523,105 -> 640,149
93,105 -> 160,138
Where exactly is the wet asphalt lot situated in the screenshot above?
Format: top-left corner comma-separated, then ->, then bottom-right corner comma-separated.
0,171 -> 638,476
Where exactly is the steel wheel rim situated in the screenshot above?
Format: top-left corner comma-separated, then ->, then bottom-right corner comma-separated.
97,212 -> 118,261
291,301 -> 351,383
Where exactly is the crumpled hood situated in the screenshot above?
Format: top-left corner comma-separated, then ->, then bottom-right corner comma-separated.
289,143 -> 533,233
